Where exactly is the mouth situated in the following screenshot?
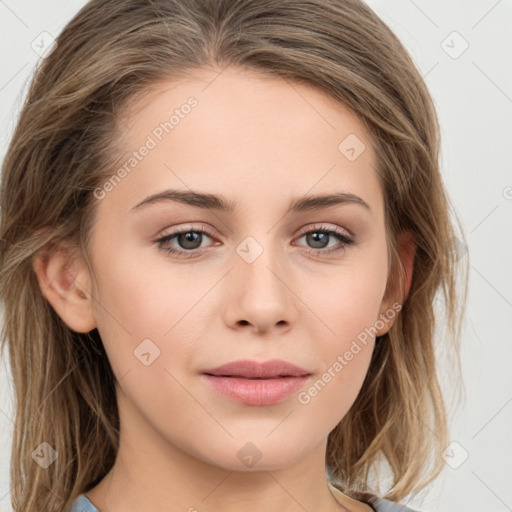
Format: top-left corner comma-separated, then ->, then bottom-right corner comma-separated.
203,358 -> 311,379
201,359 -> 312,406
204,374 -> 298,379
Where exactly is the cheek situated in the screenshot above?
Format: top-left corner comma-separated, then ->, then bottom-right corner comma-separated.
306,252 -> 388,348
89,248 -> 206,438
89,238 -> 207,376
297,276 -> 381,430
297,252 -> 387,420
297,340 -> 374,434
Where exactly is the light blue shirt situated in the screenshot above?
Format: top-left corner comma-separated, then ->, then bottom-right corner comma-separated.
70,493 -> 418,511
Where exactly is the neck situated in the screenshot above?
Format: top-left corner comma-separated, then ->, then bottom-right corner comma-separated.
84,387 -> 362,512
85,427 -> 351,512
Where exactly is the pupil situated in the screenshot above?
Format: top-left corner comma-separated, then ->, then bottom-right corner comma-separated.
180,232 -> 201,249
308,232 -> 328,249
175,231 -> 330,251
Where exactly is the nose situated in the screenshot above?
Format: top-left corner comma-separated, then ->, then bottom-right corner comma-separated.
222,238 -> 299,336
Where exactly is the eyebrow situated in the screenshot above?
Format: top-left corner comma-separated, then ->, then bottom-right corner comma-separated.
130,189 -> 372,215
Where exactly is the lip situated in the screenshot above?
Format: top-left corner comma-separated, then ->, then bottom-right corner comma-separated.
201,359 -> 312,406
204,359 -> 311,378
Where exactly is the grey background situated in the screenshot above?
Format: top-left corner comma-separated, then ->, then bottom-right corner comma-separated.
0,1 -> 511,511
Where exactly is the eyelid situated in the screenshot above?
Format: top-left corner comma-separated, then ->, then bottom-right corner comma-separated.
295,223 -> 353,240
156,222 -> 352,241
157,222 -> 216,239
154,222 -> 355,258
293,224 -> 354,255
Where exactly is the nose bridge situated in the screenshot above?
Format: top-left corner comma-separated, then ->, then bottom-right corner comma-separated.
223,229 -> 298,332
235,232 -> 289,300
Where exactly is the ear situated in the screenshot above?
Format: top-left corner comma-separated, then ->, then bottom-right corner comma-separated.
32,239 -> 97,333
376,230 -> 416,336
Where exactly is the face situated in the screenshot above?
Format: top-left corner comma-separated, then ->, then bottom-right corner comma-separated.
62,66 -> 401,472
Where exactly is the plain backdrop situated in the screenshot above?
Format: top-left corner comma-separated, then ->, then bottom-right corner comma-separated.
0,1 -> 511,511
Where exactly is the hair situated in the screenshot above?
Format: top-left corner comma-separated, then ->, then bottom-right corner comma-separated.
0,0 -> 468,510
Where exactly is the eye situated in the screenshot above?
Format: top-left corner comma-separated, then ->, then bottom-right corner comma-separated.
294,224 -> 354,256
154,224 -> 218,259
154,223 -> 354,259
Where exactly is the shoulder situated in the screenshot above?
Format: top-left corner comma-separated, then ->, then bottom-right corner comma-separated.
366,495 -> 419,512
328,483 -> 419,512
70,490 -> 419,512
70,495 -> 99,512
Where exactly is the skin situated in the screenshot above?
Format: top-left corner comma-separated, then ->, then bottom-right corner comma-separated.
33,66 -> 414,512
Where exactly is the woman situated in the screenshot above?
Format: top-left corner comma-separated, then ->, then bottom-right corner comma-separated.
0,1 -> 467,511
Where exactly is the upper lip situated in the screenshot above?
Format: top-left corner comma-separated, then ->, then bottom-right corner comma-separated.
202,359 -> 311,378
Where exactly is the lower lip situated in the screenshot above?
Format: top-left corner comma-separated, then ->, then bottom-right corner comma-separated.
201,374 -> 311,406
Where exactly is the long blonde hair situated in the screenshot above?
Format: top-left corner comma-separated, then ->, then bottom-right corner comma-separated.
0,0 -> 468,510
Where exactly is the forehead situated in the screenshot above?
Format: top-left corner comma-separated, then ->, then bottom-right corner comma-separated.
102,66 -> 382,217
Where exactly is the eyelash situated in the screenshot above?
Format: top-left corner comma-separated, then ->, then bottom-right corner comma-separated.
154,223 -> 354,259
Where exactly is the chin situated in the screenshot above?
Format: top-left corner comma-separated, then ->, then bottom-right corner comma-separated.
189,434 -> 315,473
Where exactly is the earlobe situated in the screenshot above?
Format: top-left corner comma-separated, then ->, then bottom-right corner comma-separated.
376,231 -> 416,336
32,241 -> 97,333
398,231 -> 415,301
